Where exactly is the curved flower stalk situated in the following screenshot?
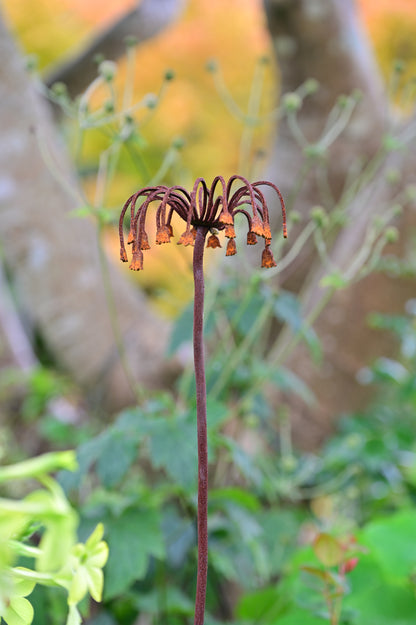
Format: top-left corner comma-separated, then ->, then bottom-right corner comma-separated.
119,175 -> 286,624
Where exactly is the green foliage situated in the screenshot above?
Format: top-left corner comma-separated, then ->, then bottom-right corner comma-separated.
0,452 -> 108,625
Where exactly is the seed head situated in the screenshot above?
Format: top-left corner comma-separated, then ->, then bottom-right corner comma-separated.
119,175 -> 286,271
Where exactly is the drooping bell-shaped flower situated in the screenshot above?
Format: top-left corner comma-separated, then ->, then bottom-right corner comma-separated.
119,175 -> 286,271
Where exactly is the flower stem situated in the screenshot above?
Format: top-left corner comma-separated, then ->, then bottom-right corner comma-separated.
193,226 -> 209,625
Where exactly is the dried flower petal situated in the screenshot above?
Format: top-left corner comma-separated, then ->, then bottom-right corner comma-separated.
167,224 -> 174,238
127,229 -> 135,244
129,250 -> 143,271
140,231 -> 151,250
120,247 -> 128,262
261,245 -> 276,268
178,230 -> 195,246
224,224 -> 236,238
247,231 -> 257,245
156,225 -> 171,244
207,234 -> 221,249
218,210 -> 234,226
226,239 -> 237,256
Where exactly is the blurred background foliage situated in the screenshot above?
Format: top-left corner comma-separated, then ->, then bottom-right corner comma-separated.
4,0 -> 416,314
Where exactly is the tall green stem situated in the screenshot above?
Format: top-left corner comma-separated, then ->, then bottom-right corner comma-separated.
193,226 -> 209,625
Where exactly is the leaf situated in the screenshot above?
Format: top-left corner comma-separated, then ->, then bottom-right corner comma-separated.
270,367 -> 315,405
167,305 -> 193,356
96,432 -> 138,488
360,510 -> 416,581
345,556 -> 416,624
313,533 -> 344,567
148,415 -> 197,490
206,400 -> 229,431
301,565 -> 334,582
221,437 -> 263,487
320,271 -> 349,289
274,291 -> 303,332
161,507 -> 195,568
103,507 -> 165,599
209,487 -> 260,512
372,357 -> 408,384
234,292 -> 267,335
134,586 -> 194,616
235,586 -> 286,621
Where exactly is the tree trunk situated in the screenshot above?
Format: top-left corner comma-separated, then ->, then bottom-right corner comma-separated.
45,0 -> 186,97
264,0 -> 416,448
0,12 -> 176,413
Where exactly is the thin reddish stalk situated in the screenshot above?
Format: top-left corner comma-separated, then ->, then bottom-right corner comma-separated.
193,226 -> 209,625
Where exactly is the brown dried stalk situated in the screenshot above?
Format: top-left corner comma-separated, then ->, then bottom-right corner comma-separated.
119,175 -> 286,624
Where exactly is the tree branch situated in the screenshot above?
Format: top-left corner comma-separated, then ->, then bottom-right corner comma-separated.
45,0 -> 186,97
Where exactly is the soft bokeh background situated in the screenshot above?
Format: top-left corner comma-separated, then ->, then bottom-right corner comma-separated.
3,0 -> 416,314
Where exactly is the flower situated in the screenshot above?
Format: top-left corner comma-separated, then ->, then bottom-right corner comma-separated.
119,175 -> 286,271
56,523 -> 108,606
0,576 -> 35,625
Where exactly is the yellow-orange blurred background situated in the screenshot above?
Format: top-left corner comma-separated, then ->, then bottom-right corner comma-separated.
3,0 -> 416,314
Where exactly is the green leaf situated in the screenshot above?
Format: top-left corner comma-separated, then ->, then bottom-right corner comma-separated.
272,609 -> 326,625
360,510 -> 416,581
345,556 -> 416,624
209,488 -> 260,512
313,533 -> 344,567
206,400 -> 229,431
320,271 -> 349,289
167,305 -> 193,356
96,432 -> 138,488
161,506 -> 195,568
104,507 -> 165,599
134,586 -> 194,616
270,367 -> 315,405
221,436 -> 263,487
149,415 -> 197,490
235,586 -> 286,621
274,291 -> 303,332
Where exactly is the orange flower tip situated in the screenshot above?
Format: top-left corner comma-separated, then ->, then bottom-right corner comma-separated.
120,248 -> 129,262
140,232 -> 151,250
251,215 -> 265,237
207,234 -> 222,249
127,230 -> 135,245
263,224 -> 272,240
224,225 -> 236,238
129,251 -> 143,271
155,227 -> 171,245
283,225 -> 288,238
177,231 -> 195,246
247,231 -> 258,245
261,247 -> 277,269
219,211 -> 234,226
226,239 -> 237,256
167,224 -> 174,237
129,260 -> 143,271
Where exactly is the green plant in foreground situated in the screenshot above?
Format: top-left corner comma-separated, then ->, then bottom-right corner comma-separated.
0,451 -> 108,625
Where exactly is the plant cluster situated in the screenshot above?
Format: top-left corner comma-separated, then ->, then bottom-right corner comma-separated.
0,452 -> 108,625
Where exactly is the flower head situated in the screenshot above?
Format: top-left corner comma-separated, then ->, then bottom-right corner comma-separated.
119,175 -> 286,270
